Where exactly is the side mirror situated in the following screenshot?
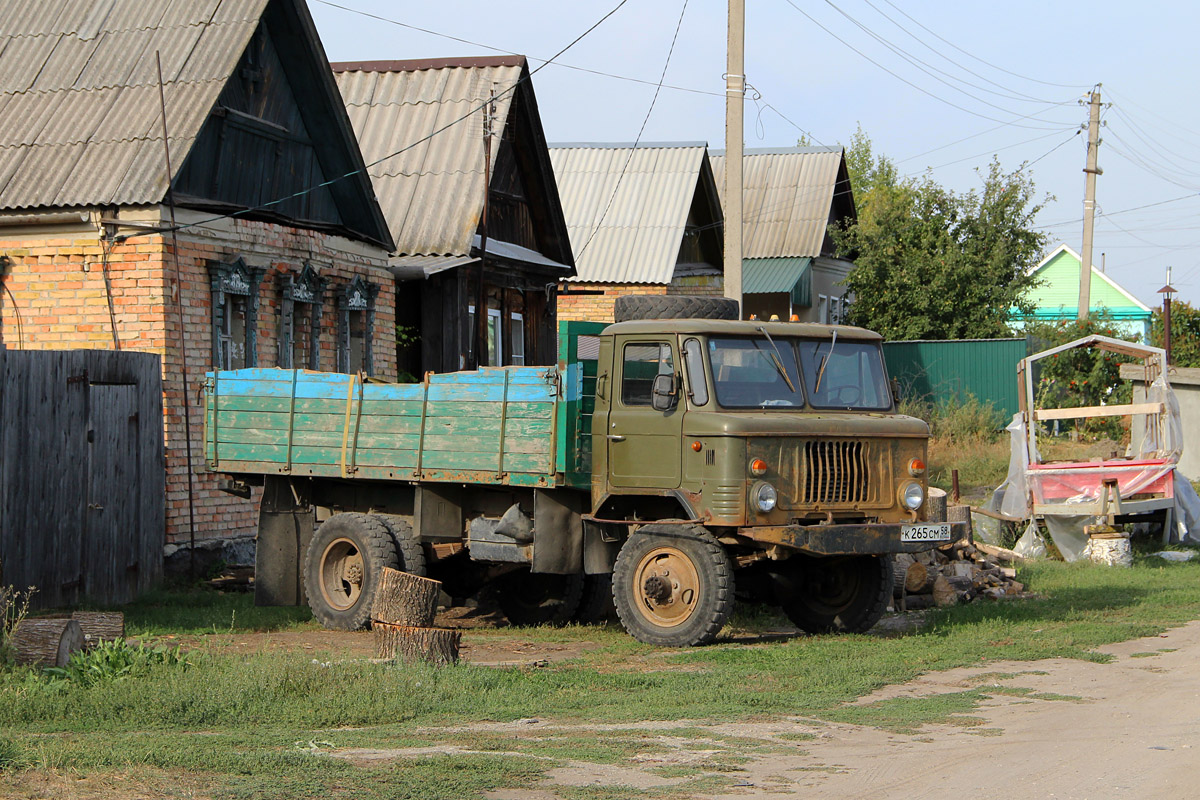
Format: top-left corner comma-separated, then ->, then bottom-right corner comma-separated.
651,373 -> 677,412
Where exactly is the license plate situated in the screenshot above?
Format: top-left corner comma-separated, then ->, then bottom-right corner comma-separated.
901,523 -> 952,543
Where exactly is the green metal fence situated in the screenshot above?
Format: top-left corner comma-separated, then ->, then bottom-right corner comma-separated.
882,338 -> 1027,424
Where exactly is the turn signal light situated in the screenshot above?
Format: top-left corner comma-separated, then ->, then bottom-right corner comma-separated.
790,314 -> 800,321
908,458 -> 926,476
692,441 -> 703,452
750,458 -> 768,476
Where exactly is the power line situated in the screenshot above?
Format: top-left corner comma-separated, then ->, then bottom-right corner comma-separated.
821,0 -> 1068,112
879,0 -> 1089,90
896,100 -> 1078,164
780,0 -> 1071,130
312,0 -> 722,98
120,0 -> 633,242
1034,192 -> 1200,230
576,0 -> 690,259
906,128 -> 1075,174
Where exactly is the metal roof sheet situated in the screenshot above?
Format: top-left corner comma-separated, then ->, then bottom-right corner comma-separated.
334,61 -> 522,256
548,144 -> 707,284
709,147 -> 846,259
0,0 -> 266,210
742,256 -> 812,293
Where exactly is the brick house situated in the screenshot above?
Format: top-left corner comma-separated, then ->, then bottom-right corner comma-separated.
548,143 -> 725,323
333,56 -> 575,374
0,0 -> 394,554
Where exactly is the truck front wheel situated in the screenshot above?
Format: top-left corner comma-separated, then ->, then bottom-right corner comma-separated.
778,555 -> 892,634
612,525 -> 733,647
303,513 -> 399,630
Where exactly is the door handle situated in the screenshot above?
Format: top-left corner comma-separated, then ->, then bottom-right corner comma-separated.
606,435 -> 626,442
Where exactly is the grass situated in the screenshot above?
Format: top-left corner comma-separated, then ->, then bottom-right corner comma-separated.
3,555 -> 1200,797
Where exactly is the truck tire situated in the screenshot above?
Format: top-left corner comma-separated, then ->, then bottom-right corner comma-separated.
573,573 -> 616,624
778,555 -> 892,634
303,512 -> 399,631
612,525 -> 733,646
497,569 -> 584,627
371,515 -> 427,577
613,295 -> 740,323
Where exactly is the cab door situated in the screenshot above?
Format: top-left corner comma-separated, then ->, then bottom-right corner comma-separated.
607,337 -> 683,489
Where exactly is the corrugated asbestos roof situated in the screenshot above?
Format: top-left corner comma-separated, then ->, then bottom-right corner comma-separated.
334,59 -> 522,257
709,146 -> 848,259
0,0 -> 268,210
549,143 -> 708,285
743,256 -> 811,293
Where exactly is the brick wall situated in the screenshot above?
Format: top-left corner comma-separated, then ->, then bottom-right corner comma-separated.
0,214 -> 393,548
557,274 -> 726,323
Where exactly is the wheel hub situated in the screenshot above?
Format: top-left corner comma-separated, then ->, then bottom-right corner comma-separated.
632,546 -> 701,629
318,537 -> 366,611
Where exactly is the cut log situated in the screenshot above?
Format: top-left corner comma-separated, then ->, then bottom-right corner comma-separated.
903,594 -> 936,611
928,487 -> 948,522
373,622 -> 461,665
974,542 -> 1025,564
893,554 -> 916,597
904,560 -> 930,594
70,612 -> 124,648
932,575 -> 974,607
10,619 -> 84,667
371,568 -> 442,627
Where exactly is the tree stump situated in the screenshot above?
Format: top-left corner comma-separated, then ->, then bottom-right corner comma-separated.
371,568 -> 441,627
904,560 -> 930,594
928,487 -> 948,522
70,612 -> 125,649
374,622 -> 461,665
10,619 -> 84,667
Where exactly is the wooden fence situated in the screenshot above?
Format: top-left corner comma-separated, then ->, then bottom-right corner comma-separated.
0,350 -> 164,608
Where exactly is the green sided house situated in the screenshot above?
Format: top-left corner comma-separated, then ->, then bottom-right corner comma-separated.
1018,244 -> 1152,342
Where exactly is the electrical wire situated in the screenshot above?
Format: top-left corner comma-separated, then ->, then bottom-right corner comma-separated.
780,0 -> 1070,130
897,101 -> 1079,164
906,128 -> 1075,175
1034,193 -> 1200,230
575,0 -> 689,260
118,0 -> 633,243
878,0 -> 1088,90
312,0 -> 721,98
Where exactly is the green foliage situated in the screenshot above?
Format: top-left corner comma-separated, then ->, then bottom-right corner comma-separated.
898,392 -> 1003,441
834,127 -> 1048,340
1152,299 -> 1200,367
0,736 -> 25,772
1023,314 -> 1136,439
114,587 -> 313,636
43,639 -> 187,687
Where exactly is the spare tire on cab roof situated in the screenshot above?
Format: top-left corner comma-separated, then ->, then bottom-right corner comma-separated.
613,295 -> 740,323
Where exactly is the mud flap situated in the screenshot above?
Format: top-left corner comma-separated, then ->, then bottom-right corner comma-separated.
254,476 -> 313,607
532,488 -> 584,574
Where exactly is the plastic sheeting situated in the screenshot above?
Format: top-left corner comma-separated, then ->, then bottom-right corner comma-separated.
1139,376 -> 1185,460
990,413 -> 1032,519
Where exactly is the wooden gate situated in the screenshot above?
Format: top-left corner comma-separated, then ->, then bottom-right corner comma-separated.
0,350 -> 163,608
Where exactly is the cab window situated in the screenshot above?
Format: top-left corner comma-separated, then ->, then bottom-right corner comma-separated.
621,343 -> 674,407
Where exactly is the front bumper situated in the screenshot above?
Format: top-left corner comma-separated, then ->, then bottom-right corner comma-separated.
739,520 -> 971,556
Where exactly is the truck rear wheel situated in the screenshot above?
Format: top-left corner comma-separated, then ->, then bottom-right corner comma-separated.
778,555 -> 892,634
612,525 -> 733,646
371,514 -> 427,577
303,512 -> 399,630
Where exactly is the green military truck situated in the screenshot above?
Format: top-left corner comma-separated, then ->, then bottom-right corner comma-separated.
205,300 -> 967,646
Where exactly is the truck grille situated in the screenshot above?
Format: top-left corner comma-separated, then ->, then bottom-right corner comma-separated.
802,440 -> 871,504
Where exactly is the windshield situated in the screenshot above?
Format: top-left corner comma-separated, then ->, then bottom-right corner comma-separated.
708,336 -> 892,410
708,338 -> 804,408
796,338 -> 892,410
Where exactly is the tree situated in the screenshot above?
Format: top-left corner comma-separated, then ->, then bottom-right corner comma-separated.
1152,300 -> 1200,367
833,128 -> 1048,340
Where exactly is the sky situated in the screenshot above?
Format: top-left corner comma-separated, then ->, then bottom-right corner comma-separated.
309,0 -> 1200,310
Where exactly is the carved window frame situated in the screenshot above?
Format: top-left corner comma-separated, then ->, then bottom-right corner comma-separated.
337,274 -> 378,375
208,257 -> 265,369
278,263 -> 325,370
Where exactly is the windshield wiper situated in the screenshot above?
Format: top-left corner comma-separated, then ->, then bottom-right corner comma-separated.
755,326 -> 797,393
815,330 -> 838,393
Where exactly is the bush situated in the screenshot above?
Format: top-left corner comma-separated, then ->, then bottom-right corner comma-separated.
43,639 -> 188,687
899,392 -> 1002,442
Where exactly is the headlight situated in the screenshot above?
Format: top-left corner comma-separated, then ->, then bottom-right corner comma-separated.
901,482 -> 924,510
752,481 -> 778,512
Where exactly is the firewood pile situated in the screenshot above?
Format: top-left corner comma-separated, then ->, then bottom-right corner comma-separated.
893,541 -> 1028,611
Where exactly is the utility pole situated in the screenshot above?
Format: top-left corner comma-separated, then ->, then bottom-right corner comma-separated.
475,85 -> 496,368
1159,266 -> 1176,364
723,0 -> 744,315
1078,86 -> 1103,320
